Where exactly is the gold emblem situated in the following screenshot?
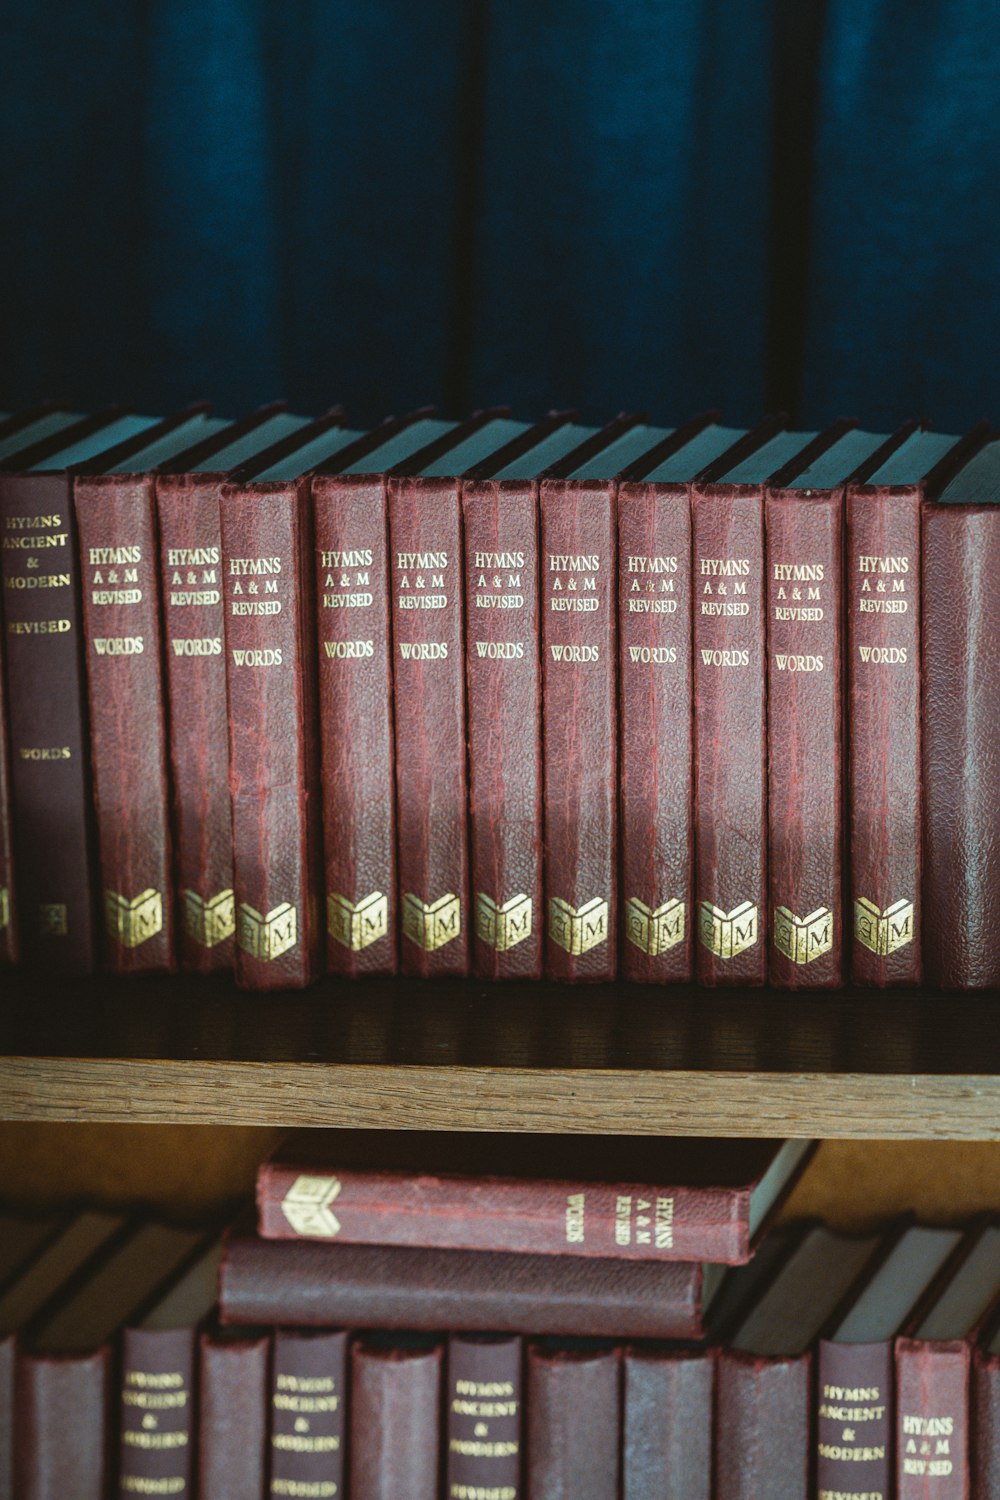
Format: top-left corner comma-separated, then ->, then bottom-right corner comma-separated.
105,888 -> 163,949
774,905 -> 833,964
0,888 -> 8,931
854,896 -> 914,956
548,896 -> 609,956
183,888 -> 235,948
625,897 -> 685,956
238,901 -> 298,960
476,892 -> 532,952
328,890 -> 389,952
402,892 -> 461,952
698,900 -> 758,959
39,904 -> 68,937
281,1175 -> 342,1238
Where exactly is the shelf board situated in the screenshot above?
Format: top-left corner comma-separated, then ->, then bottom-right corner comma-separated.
0,973 -> 997,1137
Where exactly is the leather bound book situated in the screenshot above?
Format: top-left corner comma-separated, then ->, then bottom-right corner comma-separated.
311,413 -> 458,976
258,1131 -> 813,1264
0,640 -> 14,967
350,1334 -> 443,1500
446,1333 -> 523,1500
526,1341 -> 620,1500
219,1227 -> 711,1339
622,1345 -> 713,1500
922,439 -> 1000,989
156,406 -> 315,972
973,1316 -> 1000,1500
269,1328 -> 347,1499
846,425 -> 987,985
199,1325 -> 270,1500
691,421 -> 822,986
221,411 -> 374,989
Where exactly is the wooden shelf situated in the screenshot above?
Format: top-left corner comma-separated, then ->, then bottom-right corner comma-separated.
1,973 -> 998,1138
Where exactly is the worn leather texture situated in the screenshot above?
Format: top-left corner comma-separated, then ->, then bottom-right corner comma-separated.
539,479 -> 618,981
219,1230 -> 705,1339
691,484 -> 768,985
14,1347 -> 110,1500
75,474 -> 176,974
198,1329 -> 269,1500
895,1337 -> 970,1499
156,473 -> 235,973
816,1337 -> 892,1499
973,1351 -> 1000,1498
270,1328 -> 347,1497
0,471 -> 98,974
350,1338 -> 442,1500
922,505 -> 1000,989
462,478 -> 544,979
387,475 -> 470,977
312,473 -> 397,975
765,486 -> 844,988
527,1342 -> 620,1500
0,1334 -> 12,1500
119,1326 -> 196,1497
0,638 -> 15,967
447,1334 -> 523,1499
623,1345 -> 713,1500
847,486 -> 923,985
220,478 -> 323,989
715,1348 -> 810,1500
617,480 -> 693,982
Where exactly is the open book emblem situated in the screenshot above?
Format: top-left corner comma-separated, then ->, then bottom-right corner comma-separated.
402,892 -> 461,952
328,891 -> 388,951
183,888 -> 235,948
773,905 -> 833,964
281,1175 -> 342,1238
625,897 -> 685,956
104,888 -> 163,949
238,901 -> 297,960
476,893 -> 532,952
854,897 -> 914,956
548,896 -> 609,956
698,900 -> 758,959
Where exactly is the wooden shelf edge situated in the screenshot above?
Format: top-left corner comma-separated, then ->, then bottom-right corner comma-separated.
1,1059 -> 998,1137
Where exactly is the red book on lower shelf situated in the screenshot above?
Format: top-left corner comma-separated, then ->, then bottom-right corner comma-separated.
269,1328 -> 347,1499
446,1334 -> 523,1499
198,1326 -> 270,1500
526,1341 -> 621,1500
0,640 -> 15,967
350,1335 -> 443,1500
622,1345 -> 713,1500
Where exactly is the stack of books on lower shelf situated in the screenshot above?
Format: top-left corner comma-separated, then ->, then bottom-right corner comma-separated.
4,1135 -> 1000,1497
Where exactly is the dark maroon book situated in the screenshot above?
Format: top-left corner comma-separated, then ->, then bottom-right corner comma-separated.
526,1340 -> 620,1499
269,1328 -> 347,1499
447,1333 -> 523,1499
199,1325 -> 271,1500
350,1334 -> 443,1500
622,1344 -> 713,1500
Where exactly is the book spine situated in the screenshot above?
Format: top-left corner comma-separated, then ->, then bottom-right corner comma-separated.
463,479 -> 543,979
622,1346 -> 713,1500
815,1338 -> 892,1500
269,1329 -> 347,1499
221,480 -> 323,988
198,1330 -> 270,1500
350,1338 -> 443,1500
156,476 -> 235,972
846,486 -> 922,985
539,479 -> 618,981
691,484 -> 767,985
0,473 -> 98,974
257,1163 -> 749,1263
0,641 -> 14,967
895,1338 -> 970,1499
617,480 -> 693,982
765,486 -> 844,987
921,505 -> 1000,989
118,1326 -> 196,1499
972,1350 -> 1000,1498
526,1343 -> 621,1500
388,477 -> 470,976
14,1349 -> 110,1500
75,475 -> 176,973
446,1334 -> 523,1499
218,1235 -> 705,1340
0,1335 -> 12,1500
312,475 -> 397,975
715,1349 -> 810,1500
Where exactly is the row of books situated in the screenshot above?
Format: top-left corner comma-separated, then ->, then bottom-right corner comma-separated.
0,402 -> 996,991
3,1133 -> 1000,1498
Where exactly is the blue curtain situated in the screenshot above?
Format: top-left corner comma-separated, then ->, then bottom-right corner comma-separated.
1,1 -> 997,429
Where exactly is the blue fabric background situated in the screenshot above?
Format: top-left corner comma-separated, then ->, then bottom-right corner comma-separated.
2,1 -> 996,428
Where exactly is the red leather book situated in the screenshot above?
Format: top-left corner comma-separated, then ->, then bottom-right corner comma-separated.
691,421 -> 821,986
155,406 -> 314,972
219,1226 -> 711,1339
75,409 -> 238,973
846,426 -> 986,985
257,1130 -> 812,1263
269,1328 -> 347,1499
0,641 -> 14,967
220,411 -> 372,989
388,412 -> 532,978
622,1345 -> 713,1500
198,1326 -> 270,1500
311,413 -> 454,976
922,440 -> 1000,989
350,1335 -> 443,1500
973,1328 -> 1000,1499
446,1333 -> 523,1500
526,1341 -> 620,1500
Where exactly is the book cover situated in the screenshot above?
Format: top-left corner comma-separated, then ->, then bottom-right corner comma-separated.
446,1334 -> 523,1500
350,1335 -> 443,1500
526,1341 -> 620,1500
198,1326 -> 270,1500
269,1328 -> 347,1500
